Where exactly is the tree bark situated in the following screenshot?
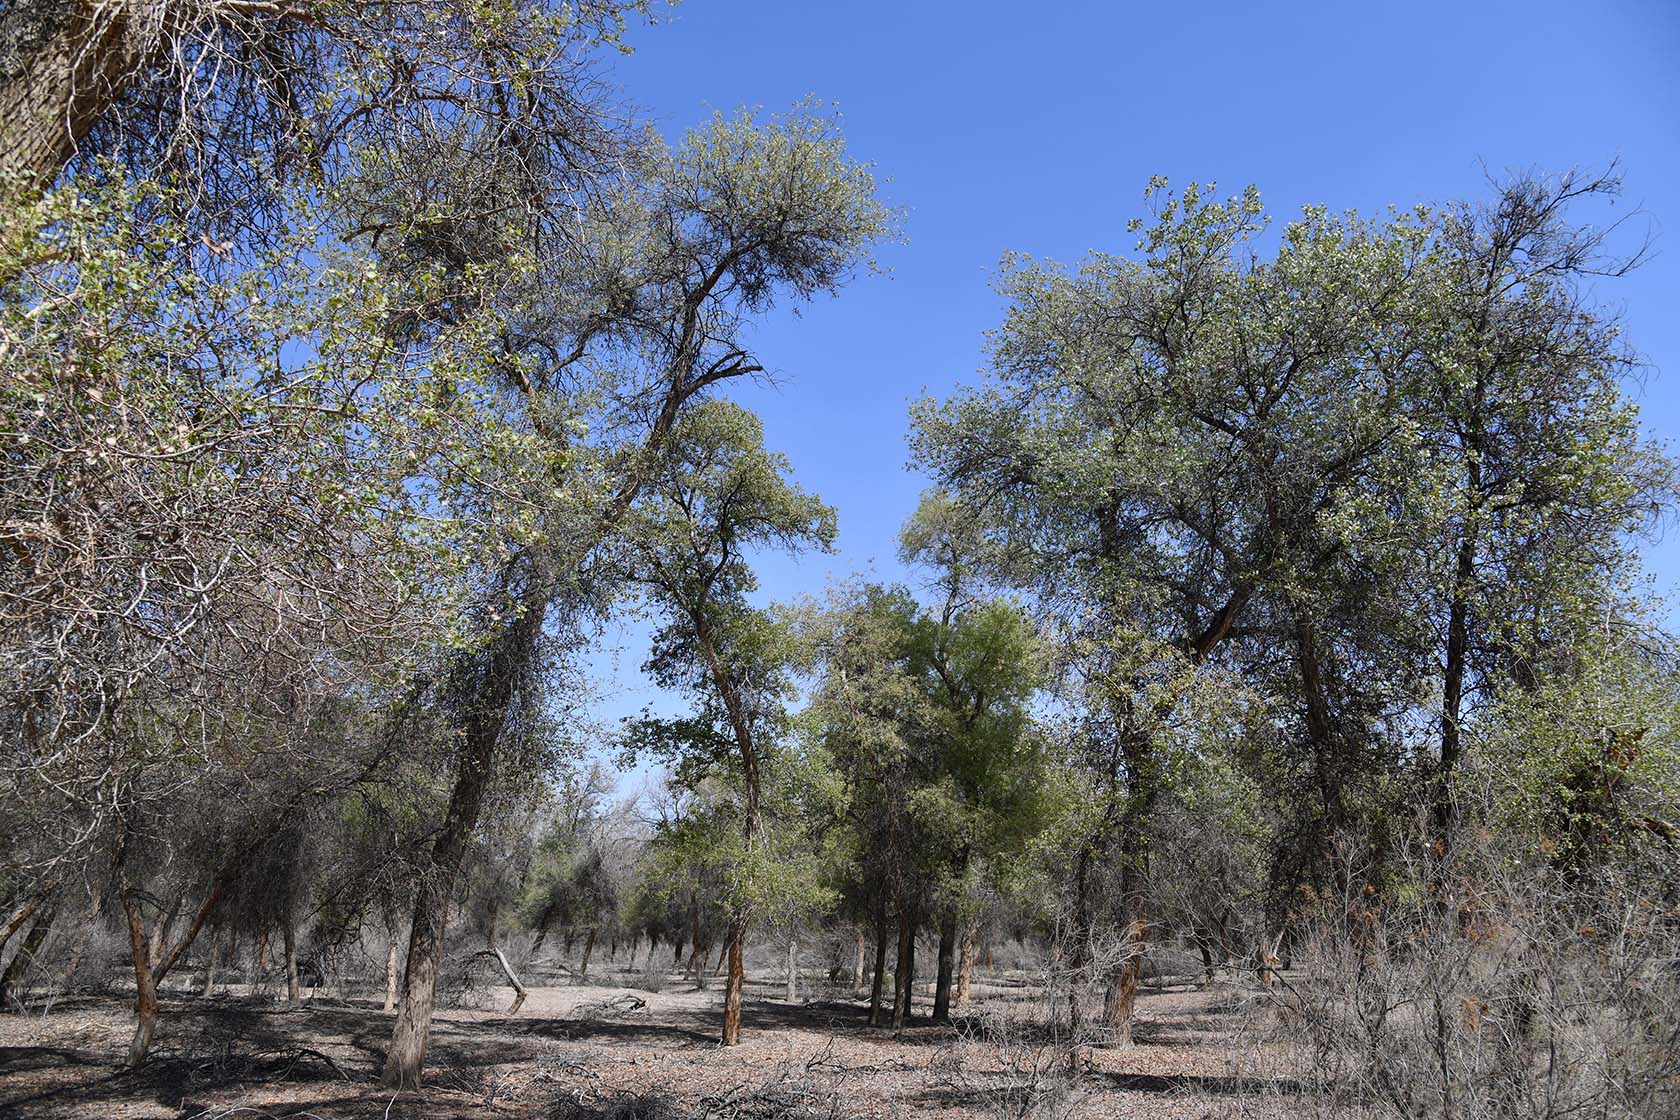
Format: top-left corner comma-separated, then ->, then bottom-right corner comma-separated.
720,919 -> 746,1045
954,922 -> 975,1011
891,909 -> 916,1027
852,928 -> 866,994
0,0 -> 178,187
489,947 -> 527,1014
198,926 -> 219,997
1101,827 -> 1149,1044
119,888 -> 157,1067
0,900 -> 56,1006
0,883 -> 58,958
867,912 -> 889,1026
383,933 -> 400,1012
282,920 -> 301,1008
784,936 -> 798,1003
579,927 -> 596,978
931,911 -> 957,1022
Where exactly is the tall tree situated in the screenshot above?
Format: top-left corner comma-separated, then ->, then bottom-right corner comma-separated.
381,105 -> 890,1086
620,399 -> 836,1045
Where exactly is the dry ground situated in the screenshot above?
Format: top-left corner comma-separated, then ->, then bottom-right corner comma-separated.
0,967 -> 1299,1119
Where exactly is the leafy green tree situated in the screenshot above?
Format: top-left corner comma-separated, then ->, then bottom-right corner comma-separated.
618,398 -> 835,1044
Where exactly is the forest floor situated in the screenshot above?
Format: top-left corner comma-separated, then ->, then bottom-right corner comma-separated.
0,968 -> 1303,1119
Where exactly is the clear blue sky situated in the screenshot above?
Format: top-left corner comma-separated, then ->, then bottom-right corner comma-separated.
585,0 -> 1680,750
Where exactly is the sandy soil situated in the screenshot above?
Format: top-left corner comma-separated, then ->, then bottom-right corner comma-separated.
0,969 -> 1298,1119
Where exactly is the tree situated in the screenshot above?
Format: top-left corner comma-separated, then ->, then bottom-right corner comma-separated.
910,179 -> 1438,1037
380,104 -> 890,1086
620,398 -> 836,1045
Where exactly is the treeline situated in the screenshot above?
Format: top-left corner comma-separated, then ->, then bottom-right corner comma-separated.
2,0 -> 1678,1108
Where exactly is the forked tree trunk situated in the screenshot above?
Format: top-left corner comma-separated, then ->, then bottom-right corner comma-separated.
931,912 -> 957,1022
891,911 -> 917,1027
954,923 -> 975,1010
0,901 -> 57,1006
720,919 -> 746,1045
867,916 -> 889,1026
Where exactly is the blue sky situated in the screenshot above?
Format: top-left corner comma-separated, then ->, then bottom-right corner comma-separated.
584,0 -> 1680,750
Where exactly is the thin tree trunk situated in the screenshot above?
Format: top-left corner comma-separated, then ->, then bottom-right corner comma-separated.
932,911 -> 957,1022
489,947 -> 527,1014
283,920 -> 301,1008
579,927 -> 597,978
1101,829 -> 1148,1044
721,919 -> 746,1045
852,928 -> 866,994
119,889 -> 157,1067
198,926 -> 219,997
0,901 -> 56,1006
785,937 -> 798,1003
867,912 -> 889,1026
147,893 -> 181,965
383,934 -> 400,1012
954,923 -> 975,1011
687,940 -> 706,989
891,909 -> 917,1027
0,883 -> 58,958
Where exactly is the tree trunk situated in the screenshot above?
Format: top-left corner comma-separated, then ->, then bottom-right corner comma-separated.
1435,528 -> 1478,850
785,937 -> 798,1003
579,927 -> 597,978
687,939 -> 707,989
0,884 -> 58,958
891,910 -> 916,1027
954,923 -> 975,1010
1068,841 -> 1094,1033
852,929 -> 866,994
119,889 -> 157,1067
382,597 -> 544,1090
721,919 -> 746,1046
0,0 -> 177,187
198,926 -> 219,997
256,931 -> 269,974
282,920 -> 301,1008
0,901 -> 56,1006
383,934 -> 400,1013
489,947 -> 527,1014
867,913 -> 889,1026
931,911 -> 957,1022
1101,834 -> 1148,1044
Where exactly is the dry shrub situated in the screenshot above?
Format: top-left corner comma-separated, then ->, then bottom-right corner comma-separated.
1234,836 -> 1680,1120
